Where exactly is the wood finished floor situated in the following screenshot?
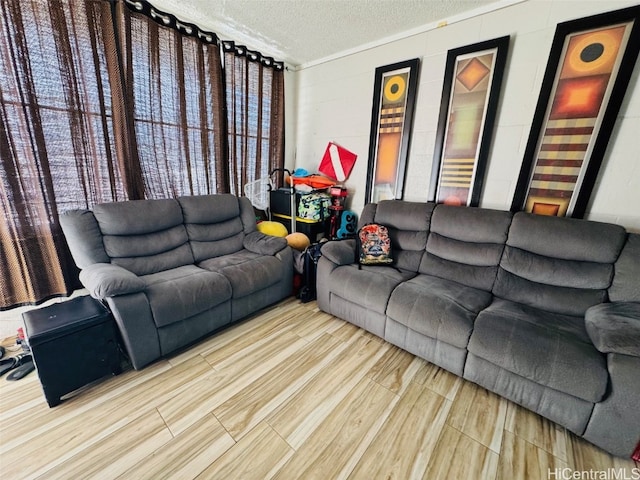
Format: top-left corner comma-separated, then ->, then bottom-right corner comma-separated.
0,298 -> 637,479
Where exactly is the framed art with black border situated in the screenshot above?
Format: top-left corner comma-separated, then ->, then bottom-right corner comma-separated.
365,58 -> 420,204
511,5 -> 640,218
428,35 -> 510,207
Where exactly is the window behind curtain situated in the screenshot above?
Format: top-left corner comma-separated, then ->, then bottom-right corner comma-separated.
224,44 -> 285,195
0,0 -> 131,308
118,2 -> 227,198
0,0 -> 286,309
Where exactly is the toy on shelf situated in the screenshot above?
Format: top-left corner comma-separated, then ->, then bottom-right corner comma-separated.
336,210 -> 357,239
327,186 -> 357,240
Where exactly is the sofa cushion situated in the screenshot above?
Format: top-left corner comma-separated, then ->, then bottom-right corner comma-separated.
419,205 -> 512,291
179,194 -> 239,224
494,253 -> 612,317
142,265 -> 231,328
585,302 -> 640,356
494,212 -> 626,316
370,200 -> 435,272
198,249 -> 283,298
468,298 -> 608,403
94,198 -> 184,235
80,263 -> 145,299
243,231 -> 287,256
94,199 -> 194,276
178,194 -> 246,261
387,274 -> 492,348
505,212 -> 626,263
325,264 -> 415,314
321,239 -> 356,266
110,242 -> 194,277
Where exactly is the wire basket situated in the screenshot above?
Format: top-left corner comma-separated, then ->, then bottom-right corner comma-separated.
244,177 -> 272,213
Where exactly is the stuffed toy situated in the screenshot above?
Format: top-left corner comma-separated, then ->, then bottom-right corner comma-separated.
257,221 -> 288,237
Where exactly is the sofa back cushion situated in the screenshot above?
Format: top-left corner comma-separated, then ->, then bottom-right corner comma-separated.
419,205 -> 512,291
609,233 -> 640,302
494,212 -> 627,316
94,199 -> 193,276
364,200 -> 435,272
60,209 -> 110,269
178,194 -> 245,262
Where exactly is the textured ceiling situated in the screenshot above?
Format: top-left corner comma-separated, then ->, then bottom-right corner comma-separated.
150,0 -> 511,67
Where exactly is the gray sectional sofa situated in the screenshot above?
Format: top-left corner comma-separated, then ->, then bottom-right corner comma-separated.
317,200 -> 640,458
60,194 -> 292,370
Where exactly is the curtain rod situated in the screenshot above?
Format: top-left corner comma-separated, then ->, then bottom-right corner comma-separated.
124,0 -> 284,70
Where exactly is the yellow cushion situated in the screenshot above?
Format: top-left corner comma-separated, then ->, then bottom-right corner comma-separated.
257,221 -> 288,237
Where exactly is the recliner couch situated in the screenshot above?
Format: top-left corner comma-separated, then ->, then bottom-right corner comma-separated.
317,200 -> 640,458
60,194 -> 292,370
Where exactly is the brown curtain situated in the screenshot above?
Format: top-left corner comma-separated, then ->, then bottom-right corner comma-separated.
0,0 -> 285,310
0,0 -> 134,309
224,43 -> 285,194
117,1 -> 227,198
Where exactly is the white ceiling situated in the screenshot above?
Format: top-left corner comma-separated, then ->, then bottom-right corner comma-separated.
150,0 -> 518,67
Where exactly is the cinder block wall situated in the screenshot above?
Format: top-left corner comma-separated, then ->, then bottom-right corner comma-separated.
291,0 -> 640,231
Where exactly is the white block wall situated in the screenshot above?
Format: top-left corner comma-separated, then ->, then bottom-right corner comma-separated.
289,0 -> 640,231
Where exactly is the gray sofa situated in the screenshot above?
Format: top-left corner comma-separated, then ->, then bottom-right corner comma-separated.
60,194 -> 292,370
317,200 -> 640,458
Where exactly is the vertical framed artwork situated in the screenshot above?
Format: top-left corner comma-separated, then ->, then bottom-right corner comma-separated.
512,5 -> 640,218
365,58 -> 420,204
428,36 -> 510,207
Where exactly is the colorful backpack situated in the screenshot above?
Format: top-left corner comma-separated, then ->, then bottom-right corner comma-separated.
297,192 -> 331,221
357,223 -> 394,266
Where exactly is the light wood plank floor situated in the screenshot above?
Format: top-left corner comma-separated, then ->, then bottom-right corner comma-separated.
0,298 -> 637,479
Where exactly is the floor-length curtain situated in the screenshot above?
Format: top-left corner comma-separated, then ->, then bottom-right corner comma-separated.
0,0 -> 286,310
0,0 -> 134,309
117,0 -> 227,198
224,43 -> 285,195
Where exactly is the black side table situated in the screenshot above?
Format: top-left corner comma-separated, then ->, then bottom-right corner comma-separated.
23,296 -> 121,407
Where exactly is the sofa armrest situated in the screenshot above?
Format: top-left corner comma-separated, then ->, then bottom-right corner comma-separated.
585,302 -> 640,357
79,263 -> 145,299
243,231 -> 287,255
321,239 -> 356,266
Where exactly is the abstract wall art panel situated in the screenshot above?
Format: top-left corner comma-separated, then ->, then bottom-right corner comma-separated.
512,6 -> 640,218
365,58 -> 420,203
429,36 -> 510,207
